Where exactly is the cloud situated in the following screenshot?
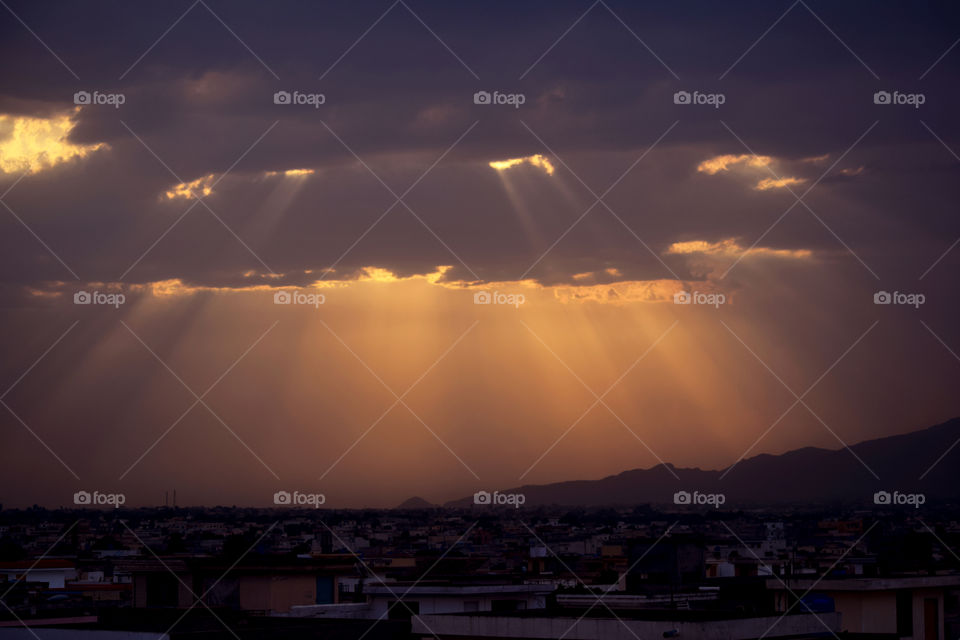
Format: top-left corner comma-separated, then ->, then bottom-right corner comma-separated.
754,176 -> 806,191
0,1 -> 954,298
697,153 -> 809,192
696,154 -> 771,175
0,110 -> 104,174
164,173 -> 216,199
550,279 -> 681,304
263,168 -> 315,177
489,153 -> 556,175
800,153 -> 830,164
666,238 -> 812,260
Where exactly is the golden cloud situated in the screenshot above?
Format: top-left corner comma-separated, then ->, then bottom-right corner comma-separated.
164,173 -> 216,199
0,111 -> 104,174
550,279 -> 682,305
264,168 -> 315,177
489,154 -> 555,176
754,176 -> 806,191
666,238 -> 812,260
696,154 -> 771,175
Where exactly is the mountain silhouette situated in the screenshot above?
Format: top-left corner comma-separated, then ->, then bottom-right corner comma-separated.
396,496 -> 437,509
445,417 -> 960,507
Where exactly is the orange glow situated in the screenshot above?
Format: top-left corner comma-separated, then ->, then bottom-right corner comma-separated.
19,256 -> 857,507
549,279 -> 682,304
754,176 -> 805,191
489,154 -> 556,175
61,265 -> 689,306
264,168 -> 315,177
0,111 -> 104,174
696,153 -> 770,175
164,173 -> 216,199
666,238 -> 812,259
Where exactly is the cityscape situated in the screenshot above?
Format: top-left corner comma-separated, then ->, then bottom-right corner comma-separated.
2,499 -> 960,639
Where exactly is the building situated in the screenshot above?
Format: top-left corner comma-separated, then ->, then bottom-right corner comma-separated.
412,608 -> 842,639
766,574 -> 960,640
287,583 -> 555,621
122,555 -> 357,614
0,560 -> 77,590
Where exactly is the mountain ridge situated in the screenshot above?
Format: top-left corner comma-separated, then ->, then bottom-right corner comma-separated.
439,417 -> 960,507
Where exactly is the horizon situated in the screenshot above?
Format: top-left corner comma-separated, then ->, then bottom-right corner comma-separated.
11,414 -> 959,510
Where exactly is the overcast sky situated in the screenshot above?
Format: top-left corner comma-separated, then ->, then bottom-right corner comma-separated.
1,0 -> 959,508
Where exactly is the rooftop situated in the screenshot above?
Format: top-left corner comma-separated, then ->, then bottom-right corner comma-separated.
765,573 -> 960,591
364,583 -> 555,596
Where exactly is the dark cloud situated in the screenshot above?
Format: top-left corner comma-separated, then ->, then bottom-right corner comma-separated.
2,1 -> 960,293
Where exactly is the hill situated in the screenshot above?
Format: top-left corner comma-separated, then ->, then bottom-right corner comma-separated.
445,417 -> 960,507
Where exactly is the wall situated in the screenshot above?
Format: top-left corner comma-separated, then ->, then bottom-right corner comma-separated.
368,593 -> 545,619
414,612 -> 842,640
912,588 -> 943,640
830,591 -> 897,633
237,575 -> 315,613
1,570 -> 75,590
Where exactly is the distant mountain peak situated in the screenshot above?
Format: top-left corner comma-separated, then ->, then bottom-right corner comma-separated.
396,496 -> 437,509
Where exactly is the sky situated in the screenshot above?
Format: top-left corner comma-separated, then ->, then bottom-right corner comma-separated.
1,0 -> 959,508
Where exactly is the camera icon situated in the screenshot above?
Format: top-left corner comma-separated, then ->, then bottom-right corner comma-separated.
673,91 -> 691,105
273,490 -> 292,505
673,291 -> 691,305
74,91 -> 91,105
274,291 -> 292,305
474,291 -> 492,305
673,490 -> 692,505
74,490 -> 92,505
274,91 -> 291,105
873,91 -> 891,105
473,91 -> 491,105
74,291 -> 92,305
473,490 -> 491,505
873,490 -> 891,505
873,291 -> 891,305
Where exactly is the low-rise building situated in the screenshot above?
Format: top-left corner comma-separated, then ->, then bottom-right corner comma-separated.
412,609 -> 841,639
766,574 -> 960,640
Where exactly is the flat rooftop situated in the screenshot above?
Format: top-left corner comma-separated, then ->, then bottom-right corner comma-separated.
765,574 -> 960,591
364,583 -> 555,595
